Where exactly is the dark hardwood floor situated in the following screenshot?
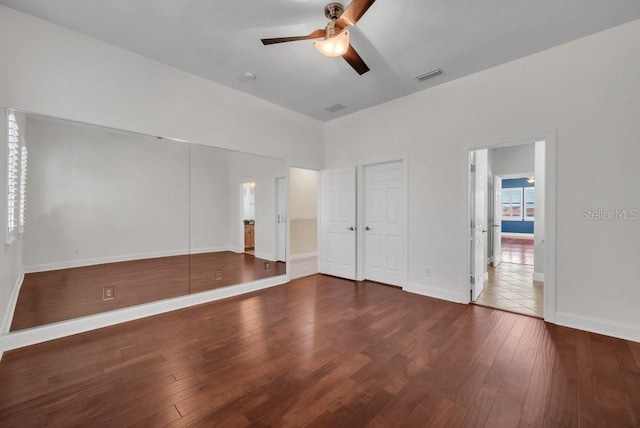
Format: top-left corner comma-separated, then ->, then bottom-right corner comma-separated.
1,275 -> 639,427
12,252 -> 285,331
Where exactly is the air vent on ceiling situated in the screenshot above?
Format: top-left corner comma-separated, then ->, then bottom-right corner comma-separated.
325,103 -> 347,113
415,68 -> 443,82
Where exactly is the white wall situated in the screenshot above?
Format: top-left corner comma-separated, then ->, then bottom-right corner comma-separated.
23,116 -> 190,270
0,5 -> 324,170
490,143 -> 535,176
324,19 -> 640,334
190,145 -> 230,253
0,110 -> 24,334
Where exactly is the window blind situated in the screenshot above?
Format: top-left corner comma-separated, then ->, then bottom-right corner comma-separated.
6,112 -> 19,242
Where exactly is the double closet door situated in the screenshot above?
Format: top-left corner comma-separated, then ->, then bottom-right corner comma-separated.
319,161 -> 404,287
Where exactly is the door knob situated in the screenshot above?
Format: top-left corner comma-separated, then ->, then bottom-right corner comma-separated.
347,226 -> 355,231
365,226 -> 371,231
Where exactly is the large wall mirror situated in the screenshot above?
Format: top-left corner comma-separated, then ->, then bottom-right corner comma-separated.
5,110 -> 287,331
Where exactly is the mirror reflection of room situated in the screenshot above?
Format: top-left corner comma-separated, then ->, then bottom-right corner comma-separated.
5,110 -> 287,331
243,182 -> 255,255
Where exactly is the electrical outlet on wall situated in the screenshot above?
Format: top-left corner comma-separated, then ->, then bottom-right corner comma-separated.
425,267 -> 431,277
103,286 -> 115,300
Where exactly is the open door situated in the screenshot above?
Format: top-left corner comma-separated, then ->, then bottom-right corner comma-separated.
319,167 -> 356,279
470,150 -> 488,301
492,176 -> 502,267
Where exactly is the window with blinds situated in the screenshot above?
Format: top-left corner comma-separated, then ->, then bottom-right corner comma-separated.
501,188 -> 523,220
19,144 -> 28,232
501,187 -> 535,222
524,187 -> 535,221
6,112 -> 19,243
6,111 -> 27,243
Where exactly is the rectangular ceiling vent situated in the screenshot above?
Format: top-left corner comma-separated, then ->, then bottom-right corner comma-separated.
415,68 -> 443,82
325,103 -> 347,112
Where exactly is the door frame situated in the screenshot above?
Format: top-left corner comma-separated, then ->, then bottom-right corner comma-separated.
464,130 -> 557,322
357,155 -> 408,288
275,176 -> 287,262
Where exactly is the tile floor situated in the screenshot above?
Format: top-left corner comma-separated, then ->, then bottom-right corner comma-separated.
475,263 -> 543,317
475,237 -> 543,317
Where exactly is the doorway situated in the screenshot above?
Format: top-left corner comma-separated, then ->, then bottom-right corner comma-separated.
288,167 -> 319,279
469,140 -> 552,319
242,182 -> 255,255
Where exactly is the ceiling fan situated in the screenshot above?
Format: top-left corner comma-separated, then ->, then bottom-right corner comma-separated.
261,0 -> 376,75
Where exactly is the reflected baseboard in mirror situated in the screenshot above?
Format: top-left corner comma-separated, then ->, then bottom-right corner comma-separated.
189,252 -> 285,295
11,252 -> 285,331
2,108 -> 287,335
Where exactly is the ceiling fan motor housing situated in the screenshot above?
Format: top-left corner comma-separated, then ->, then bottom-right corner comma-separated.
324,3 -> 345,21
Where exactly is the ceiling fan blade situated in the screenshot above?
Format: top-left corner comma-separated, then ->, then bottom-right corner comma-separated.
337,0 -> 376,27
342,44 -> 370,75
261,29 -> 325,45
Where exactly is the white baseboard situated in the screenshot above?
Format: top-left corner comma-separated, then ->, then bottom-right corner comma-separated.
555,311 -> 640,343
501,232 -> 534,238
189,246 -> 231,255
254,252 -> 276,262
290,252 -> 318,261
404,282 -> 466,304
1,271 -> 24,334
533,272 -> 545,282
0,274 -> 289,357
24,249 -> 191,273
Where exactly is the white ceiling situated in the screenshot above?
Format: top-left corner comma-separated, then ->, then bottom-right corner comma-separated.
2,0 -> 640,121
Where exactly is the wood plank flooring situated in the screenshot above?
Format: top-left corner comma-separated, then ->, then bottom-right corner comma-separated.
12,252 -> 285,331
1,275 -> 639,427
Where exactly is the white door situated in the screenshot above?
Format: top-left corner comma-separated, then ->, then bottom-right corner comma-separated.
276,177 -> 286,262
319,167 -> 356,279
363,161 -> 403,286
492,176 -> 502,267
470,150 -> 488,301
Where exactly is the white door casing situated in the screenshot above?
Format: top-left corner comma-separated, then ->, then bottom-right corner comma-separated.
319,167 -> 356,279
363,161 -> 403,286
471,149 -> 488,301
276,177 -> 286,262
492,176 -> 502,267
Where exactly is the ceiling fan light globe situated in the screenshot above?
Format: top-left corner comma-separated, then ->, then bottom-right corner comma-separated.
314,30 -> 349,58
